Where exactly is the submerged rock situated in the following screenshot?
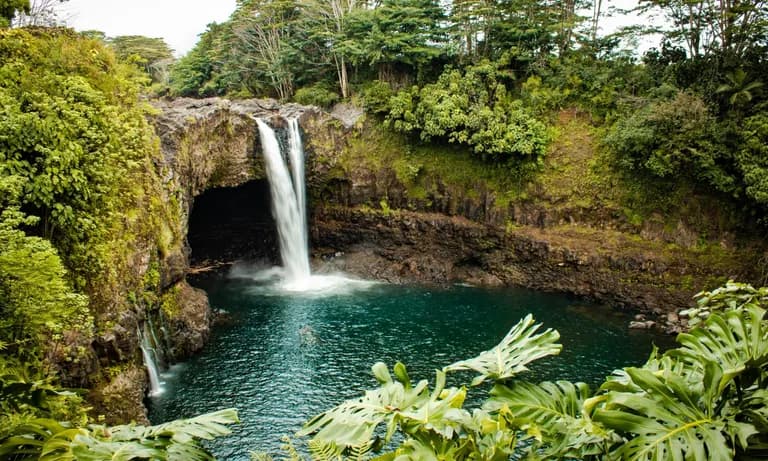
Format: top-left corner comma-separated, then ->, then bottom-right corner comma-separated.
629,320 -> 657,329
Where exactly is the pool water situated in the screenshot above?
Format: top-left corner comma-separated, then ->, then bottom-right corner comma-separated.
147,271 -> 671,459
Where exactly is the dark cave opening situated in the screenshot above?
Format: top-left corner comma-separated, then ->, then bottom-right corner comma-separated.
188,180 -> 279,266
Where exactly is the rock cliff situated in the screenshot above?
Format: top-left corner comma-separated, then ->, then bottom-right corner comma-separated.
152,97 -> 764,316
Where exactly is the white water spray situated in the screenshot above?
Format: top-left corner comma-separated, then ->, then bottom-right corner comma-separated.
140,328 -> 163,396
256,119 -> 311,284
251,117 -> 374,294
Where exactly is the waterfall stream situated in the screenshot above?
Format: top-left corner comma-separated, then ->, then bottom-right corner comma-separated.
140,327 -> 163,396
252,117 -> 369,293
256,119 -> 311,285
287,118 -> 308,254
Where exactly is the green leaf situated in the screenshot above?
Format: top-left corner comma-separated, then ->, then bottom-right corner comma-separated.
594,366 -> 748,461
443,314 -> 561,385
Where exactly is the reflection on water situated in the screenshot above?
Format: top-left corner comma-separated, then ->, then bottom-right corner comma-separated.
148,270 -> 673,459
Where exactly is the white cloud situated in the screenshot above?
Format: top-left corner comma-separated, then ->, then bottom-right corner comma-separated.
57,0 -> 237,56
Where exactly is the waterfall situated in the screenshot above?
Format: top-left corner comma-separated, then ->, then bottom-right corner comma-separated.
256,118 -> 311,283
140,328 -> 163,396
287,119 -> 308,254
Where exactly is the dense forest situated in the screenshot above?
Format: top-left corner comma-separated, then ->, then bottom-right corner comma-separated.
162,0 -> 768,218
1,0 -> 768,458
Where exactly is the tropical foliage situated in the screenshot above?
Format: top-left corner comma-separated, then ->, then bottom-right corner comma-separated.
160,0 -> 768,214
0,404 -> 238,460
387,62 -> 550,164
0,26 -> 188,458
251,281 -> 768,460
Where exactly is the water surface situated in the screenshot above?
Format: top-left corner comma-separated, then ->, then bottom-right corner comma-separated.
148,273 -> 671,458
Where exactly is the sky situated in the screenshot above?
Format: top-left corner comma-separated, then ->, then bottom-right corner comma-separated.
56,0 -> 657,58
57,0 -> 238,56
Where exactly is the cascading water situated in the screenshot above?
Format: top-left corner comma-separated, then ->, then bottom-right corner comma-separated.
287,118 -> 308,252
256,118 -> 311,285
139,327 -> 163,396
251,117 -> 371,293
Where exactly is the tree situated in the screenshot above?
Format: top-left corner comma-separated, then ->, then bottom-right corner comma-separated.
299,0 -> 365,98
11,0 -> 67,27
108,35 -> 174,84
448,0 -> 495,58
636,0 -> 768,58
169,22 -> 227,96
0,0 -> 28,26
489,0 -> 588,61
357,0 -> 446,85
228,0 -> 300,100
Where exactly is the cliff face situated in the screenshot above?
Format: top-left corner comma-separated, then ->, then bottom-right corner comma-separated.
312,207 -> 747,314
150,97 -> 764,316
87,98 -> 320,424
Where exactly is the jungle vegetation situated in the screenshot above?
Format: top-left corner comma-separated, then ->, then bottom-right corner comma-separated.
1,0 -> 768,459
165,0 -> 768,217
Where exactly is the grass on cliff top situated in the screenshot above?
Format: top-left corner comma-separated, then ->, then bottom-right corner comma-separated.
343,119 -> 534,203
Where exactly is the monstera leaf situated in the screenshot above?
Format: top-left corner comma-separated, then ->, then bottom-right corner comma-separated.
683,281 -> 768,326
593,364 -> 756,461
443,314 -> 562,385
487,380 -> 617,459
671,305 -> 768,394
0,409 -> 239,461
299,362 -> 432,448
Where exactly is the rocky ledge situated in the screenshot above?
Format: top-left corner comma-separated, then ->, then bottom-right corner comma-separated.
312,206 -> 755,331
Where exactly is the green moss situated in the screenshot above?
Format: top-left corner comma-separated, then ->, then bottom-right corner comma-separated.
379,198 -> 393,217
160,284 -> 182,318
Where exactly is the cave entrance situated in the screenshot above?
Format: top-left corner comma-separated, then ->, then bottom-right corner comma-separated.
188,180 -> 278,266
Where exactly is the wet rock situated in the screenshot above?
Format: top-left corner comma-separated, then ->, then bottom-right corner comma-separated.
312,207 -> 723,314
629,320 -> 657,329
162,281 -> 211,361
330,103 -> 364,129
161,248 -> 188,289
88,365 -> 149,425
667,312 -> 680,324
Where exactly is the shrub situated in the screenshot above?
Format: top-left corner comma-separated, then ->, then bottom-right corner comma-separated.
605,91 -> 736,195
293,84 -> 340,108
359,80 -> 394,114
387,62 -> 550,164
735,111 -> 768,205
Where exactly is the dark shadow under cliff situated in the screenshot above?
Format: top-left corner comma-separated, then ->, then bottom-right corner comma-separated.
188,180 -> 278,266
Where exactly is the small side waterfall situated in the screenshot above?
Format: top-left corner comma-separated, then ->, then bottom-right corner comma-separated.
256,118 -> 311,284
139,325 -> 164,396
